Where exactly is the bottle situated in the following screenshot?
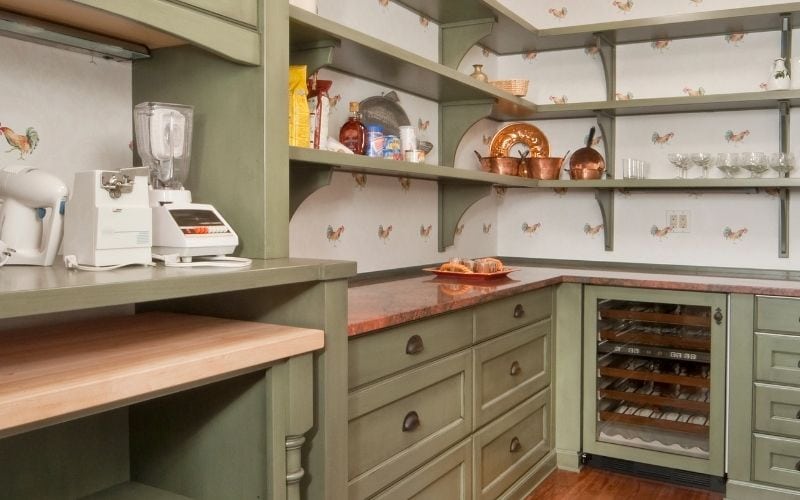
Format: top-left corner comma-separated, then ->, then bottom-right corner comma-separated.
768,58 -> 791,91
470,64 -> 489,82
339,102 -> 367,154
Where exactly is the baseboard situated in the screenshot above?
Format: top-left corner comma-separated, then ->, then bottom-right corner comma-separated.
726,480 -> 800,500
555,449 -> 581,472
499,451 -> 556,500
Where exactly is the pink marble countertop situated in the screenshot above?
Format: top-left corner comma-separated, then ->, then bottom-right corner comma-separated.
348,266 -> 800,336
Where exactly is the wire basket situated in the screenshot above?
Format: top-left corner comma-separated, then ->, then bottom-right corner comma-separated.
490,79 -> 529,97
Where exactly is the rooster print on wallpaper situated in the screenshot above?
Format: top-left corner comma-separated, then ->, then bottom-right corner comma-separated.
723,226 -> 748,242
548,7 -> 567,19
612,0 -> 634,13
0,123 -> 39,159
652,131 -> 675,145
378,224 -> 392,242
326,225 -> 344,246
584,223 -> 603,237
420,224 -> 432,240
725,130 -> 750,143
651,225 -> 673,239
521,222 -> 541,236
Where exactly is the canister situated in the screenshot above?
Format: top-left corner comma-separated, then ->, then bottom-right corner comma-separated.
399,125 -> 417,153
366,125 -> 384,157
383,135 -> 401,160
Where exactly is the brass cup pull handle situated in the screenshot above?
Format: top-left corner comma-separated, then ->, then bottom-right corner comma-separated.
405,335 -> 424,355
402,411 -> 420,432
513,304 -> 525,318
509,437 -> 522,453
510,361 -> 522,376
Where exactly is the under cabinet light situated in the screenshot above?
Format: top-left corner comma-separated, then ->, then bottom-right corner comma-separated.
0,9 -> 149,61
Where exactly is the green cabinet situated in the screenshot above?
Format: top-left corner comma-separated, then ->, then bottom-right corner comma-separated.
172,0 -> 259,27
347,287 -> 555,499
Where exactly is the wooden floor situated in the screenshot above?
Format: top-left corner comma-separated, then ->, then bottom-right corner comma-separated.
526,468 -> 724,500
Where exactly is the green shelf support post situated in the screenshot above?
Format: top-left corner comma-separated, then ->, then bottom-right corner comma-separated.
595,111 -> 615,177
594,33 -> 616,102
781,14 -> 792,71
438,183 -> 491,251
780,100 -> 790,158
440,100 -> 494,168
595,189 -> 614,252
290,41 -> 336,75
439,18 -> 495,70
289,164 -> 333,218
780,188 -> 790,258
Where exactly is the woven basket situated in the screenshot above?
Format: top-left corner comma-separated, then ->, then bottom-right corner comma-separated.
490,79 -> 529,97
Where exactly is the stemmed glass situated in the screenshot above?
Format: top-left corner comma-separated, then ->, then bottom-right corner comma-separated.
668,153 -> 692,179
741,152 -> 768,178
770,152 -> 795,177
691,152 -> 713,179
716,153 -> 740,178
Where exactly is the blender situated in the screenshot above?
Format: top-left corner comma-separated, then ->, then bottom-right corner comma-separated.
134,102 -> 240,262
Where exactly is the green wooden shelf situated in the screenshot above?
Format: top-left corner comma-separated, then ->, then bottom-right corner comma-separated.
82,481 -> 190,499
288,5 -> 535,120
393,0 -> 800,55
536,178 -> 800,189
0,258 -> 356,321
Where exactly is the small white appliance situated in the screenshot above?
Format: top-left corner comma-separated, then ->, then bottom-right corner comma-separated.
134,102 -> 239,261
63,168 -> 152,267
0,165 -> 68,266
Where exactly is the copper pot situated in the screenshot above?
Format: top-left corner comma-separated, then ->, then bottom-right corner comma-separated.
474,151 -> 519,175
523,156 -> 567,180
569,126 -> 605,179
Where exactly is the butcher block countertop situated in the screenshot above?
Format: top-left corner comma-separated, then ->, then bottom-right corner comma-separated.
348,265 -> 800,336
0,312 -> 323,439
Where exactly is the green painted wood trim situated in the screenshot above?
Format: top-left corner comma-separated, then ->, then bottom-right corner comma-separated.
82,481 -> 192,499
265,363 -> 289,500
289,164 -> 333,217
289,43 -> 335,75
554,283 -> 583,468
727,479 -> 800,500
781,189 -> 791,258
73,0 -> 260,65
582,286 -> 727,476
595,112 -> 615,178
440,100 -> 495,168
172,0 -> 259,28
728,293 -> 756,482
594,189 -> 614,252
440,19 -> 494,69
286,353 -> 315,437
595,35 -> 615,102
498,451 -> 557,500
438,183 -> 492,251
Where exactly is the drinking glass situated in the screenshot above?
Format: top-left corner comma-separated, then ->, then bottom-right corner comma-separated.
741,152 -> 768,178
770,152 -> 795,176
691,152 -> 713,179
667,153 -> 692,179
716,153 -> 740,178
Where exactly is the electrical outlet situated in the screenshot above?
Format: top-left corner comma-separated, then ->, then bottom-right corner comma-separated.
666,210 -> 690,233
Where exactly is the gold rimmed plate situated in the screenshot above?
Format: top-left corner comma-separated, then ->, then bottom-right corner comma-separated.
489,123 -> 549,158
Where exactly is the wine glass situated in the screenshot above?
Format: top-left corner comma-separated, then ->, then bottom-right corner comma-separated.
667,153 -> 692,179
770,152 -> 795,176
741,152 -> 768,178
691,152 -> 713,179
716,153 -> 740,178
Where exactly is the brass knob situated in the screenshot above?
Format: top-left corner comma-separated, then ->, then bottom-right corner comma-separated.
510,361 -> 522,376
509,437 -> 522,453
402,411 -> 420,432
405,335 -> 424,355
714,308 -> 723,325
513,304 -> 525,318
795,460 -> 800,472
796,409 -> 800,419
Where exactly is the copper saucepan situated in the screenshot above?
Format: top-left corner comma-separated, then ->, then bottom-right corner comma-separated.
474,150 -> 519,176
568,127 -> 605,180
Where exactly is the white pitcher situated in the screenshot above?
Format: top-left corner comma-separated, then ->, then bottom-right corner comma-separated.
768,58 -> 791,90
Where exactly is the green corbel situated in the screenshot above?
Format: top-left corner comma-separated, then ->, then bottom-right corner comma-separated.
780,188 -> 790,258
289,164 -> 333,218
595,111 -> 615,177
594,33 -> 615,101
440,18 -> 494,69
439,100 -> 494,167
595,189 -> 614,252
290,40 -> 336,74
438,182 -> 491,251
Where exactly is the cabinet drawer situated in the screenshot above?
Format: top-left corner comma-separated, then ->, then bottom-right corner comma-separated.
373,439 -> 473,500
754,433 -> 800,489
349,310 -> 473,389
757,296 -> 800,334
473,389 -> 551,500
348,351 -> 473,500
755,383 -> 800,438
475,288 -> 552,342
756,332 -> 800,386
169,0 -> 258,27
473,320 -> 550,428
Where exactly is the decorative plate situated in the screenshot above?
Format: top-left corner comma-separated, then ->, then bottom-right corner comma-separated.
423,267 -> 518,280
359,91 -> 411,137
489,123 -> 549,158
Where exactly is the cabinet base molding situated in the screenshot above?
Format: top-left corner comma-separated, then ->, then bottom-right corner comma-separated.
726,480 -> 800,500
555,449 -> 582,472
498,451 -> 556,500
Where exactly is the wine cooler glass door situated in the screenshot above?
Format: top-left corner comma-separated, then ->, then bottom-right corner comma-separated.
582,286 -> 726,476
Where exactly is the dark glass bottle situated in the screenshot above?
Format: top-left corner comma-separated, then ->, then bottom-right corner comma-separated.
339,101 -> 367,154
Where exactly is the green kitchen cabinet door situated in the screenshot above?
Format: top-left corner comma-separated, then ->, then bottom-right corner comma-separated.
171,0 -> 258,27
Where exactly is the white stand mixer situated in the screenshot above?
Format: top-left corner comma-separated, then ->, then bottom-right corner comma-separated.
0,165 -> 68,266
134,102 -> 245,266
